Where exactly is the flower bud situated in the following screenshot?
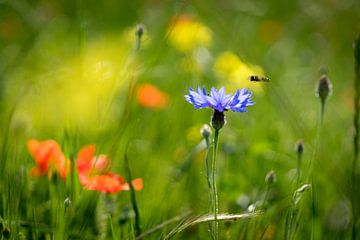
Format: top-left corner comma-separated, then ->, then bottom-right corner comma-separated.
265,170 -> 277,185
316,74 -> 332,101
200,124 -> 212,139
135,24 -> 144,39
295,140 -> 304,155
64,197 -> 71,208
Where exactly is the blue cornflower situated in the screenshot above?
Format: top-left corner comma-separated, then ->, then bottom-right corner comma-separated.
185,86 -> 254,112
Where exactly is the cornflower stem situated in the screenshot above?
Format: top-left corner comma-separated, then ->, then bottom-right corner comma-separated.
320,98 -> 327,125
309,98 -> 325,240
124,153 -> 141,236
205,137 -> 211,189
263,183 -> 271,205
296,152 -> 302,186
211,129 -> 220,240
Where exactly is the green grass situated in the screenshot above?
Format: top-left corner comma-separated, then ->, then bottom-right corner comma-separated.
1,0 -> 360,239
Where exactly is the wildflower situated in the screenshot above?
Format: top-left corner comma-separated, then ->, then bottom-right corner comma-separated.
76,145 -> 143,193
185,86 -> 254,112
27,139 -> 70,181
167,15 -> 212,53
136,84 -> 169,109
185,86 -> 254,131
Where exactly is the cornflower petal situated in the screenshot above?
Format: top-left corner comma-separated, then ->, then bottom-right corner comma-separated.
185,87 -> 209,109
229,88 -> 255,112
207,87 -> 233,111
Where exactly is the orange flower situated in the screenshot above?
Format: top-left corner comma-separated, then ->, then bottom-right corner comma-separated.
77,145 -> 143,193
136,84 -> 169,109
27,139 -> 70,181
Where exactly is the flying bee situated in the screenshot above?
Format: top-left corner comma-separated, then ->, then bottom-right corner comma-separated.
249,75 -> 270,82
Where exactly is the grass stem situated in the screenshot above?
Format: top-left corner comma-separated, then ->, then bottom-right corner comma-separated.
124,153 -> 141,237
211,129 -> 219,240
351,34 -> 360,240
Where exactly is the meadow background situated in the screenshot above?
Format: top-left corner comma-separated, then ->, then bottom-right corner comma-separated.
1,0 -> 360,239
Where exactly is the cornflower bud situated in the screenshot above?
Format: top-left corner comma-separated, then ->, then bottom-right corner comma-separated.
200,124 -> 212,139
64,197 -> 71,208
265,170 -> 277,185
135,24 -> 144,39
295,140 -> 304,155
316,74 -> 332,102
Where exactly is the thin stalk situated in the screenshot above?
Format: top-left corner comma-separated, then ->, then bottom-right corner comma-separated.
352,34 -> 360,240
296,153 -> 302,186
211,129 -> 220,240
320,99 -> 325,125
124,154 -> 141,237
309,96 -> 325,240
109,214 -> 117,240
205,137 -> 211,188
263,184 -> 271,205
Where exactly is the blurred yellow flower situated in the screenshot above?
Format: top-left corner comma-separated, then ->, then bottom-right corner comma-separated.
214,51 -> 265,93
167,15 -> 212,53
16,31 -> 141,133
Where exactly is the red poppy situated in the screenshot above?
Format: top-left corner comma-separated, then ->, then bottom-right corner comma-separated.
136,84 -> 169,109
27,139 -> 70,181
77,145 -> 143,193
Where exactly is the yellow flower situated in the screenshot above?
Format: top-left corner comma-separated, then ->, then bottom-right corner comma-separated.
17,32 -> 138,133
167,15 -> 212,53
214,51 -> 265,93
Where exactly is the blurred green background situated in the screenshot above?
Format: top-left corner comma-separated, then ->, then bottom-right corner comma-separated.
1,0 -> 360,239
